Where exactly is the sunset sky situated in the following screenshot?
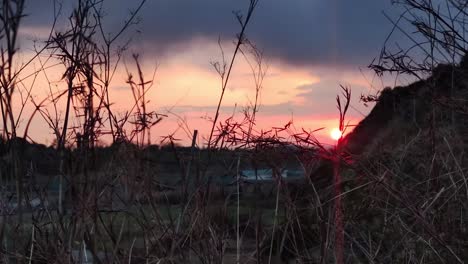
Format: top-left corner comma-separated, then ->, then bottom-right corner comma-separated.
15,0 -> 407,146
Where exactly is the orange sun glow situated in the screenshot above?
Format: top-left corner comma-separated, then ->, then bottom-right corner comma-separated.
330,128 -> 343,141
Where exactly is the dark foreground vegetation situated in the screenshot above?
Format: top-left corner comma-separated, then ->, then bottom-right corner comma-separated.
0,0 -> 467,263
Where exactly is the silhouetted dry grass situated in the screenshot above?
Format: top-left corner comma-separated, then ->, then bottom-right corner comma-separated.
0,0 -> 467,263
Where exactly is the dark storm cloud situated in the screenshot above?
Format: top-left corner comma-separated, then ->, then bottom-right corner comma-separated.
22,0 -> 403,67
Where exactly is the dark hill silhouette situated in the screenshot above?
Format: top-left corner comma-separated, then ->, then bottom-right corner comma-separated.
344,60 -> 468,156
334,58 -> 468,262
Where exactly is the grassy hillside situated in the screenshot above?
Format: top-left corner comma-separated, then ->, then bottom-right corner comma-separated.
339,60 -> 468,263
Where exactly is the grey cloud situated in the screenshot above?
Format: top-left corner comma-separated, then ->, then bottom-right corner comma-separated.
135,0 -> 403,67
22,0 -> 405,68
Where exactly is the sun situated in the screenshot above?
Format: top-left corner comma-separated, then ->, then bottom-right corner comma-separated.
330,128 -> 343,141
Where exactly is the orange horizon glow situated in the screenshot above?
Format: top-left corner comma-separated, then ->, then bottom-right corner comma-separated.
10,40 -> 371,146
